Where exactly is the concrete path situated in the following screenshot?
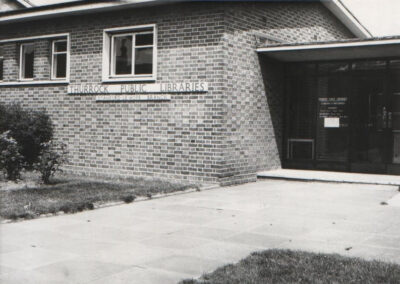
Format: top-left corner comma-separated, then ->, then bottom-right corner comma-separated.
1,179 -> 400,284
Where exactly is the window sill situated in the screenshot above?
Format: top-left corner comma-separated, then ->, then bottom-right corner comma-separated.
0,80 -> 69,86
102,77 -> 156,83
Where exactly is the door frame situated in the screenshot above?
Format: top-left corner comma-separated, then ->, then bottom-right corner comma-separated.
282,58 -> 400,175
348,68 -> 390,174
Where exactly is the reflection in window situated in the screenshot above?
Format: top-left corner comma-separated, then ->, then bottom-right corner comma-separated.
352,60 -> 387,70
318,62 -> 349,74
52,39 -> 68,79
109,29 -> 154,78
113,35 -> 132,75
0,57 -> 3,81
135,47 -> 152,75
20,43 -> 34,79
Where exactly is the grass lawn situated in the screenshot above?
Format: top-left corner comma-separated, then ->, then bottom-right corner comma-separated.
0,175 -> 197,220
181,249 -> 400,284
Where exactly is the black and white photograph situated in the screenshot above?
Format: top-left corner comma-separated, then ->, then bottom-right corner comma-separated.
0,0 -> 400,283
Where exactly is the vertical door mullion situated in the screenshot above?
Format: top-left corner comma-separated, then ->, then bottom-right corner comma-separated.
313,64 -> 318,168
132,33 -> 136,76
384,61 -> 391,169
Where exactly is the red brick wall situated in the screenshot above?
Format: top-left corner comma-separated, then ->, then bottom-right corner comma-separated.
0,2 -> 354,185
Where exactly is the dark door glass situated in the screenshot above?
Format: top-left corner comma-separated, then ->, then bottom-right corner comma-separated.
316,75 -> 350,162
351,74 -> 385,164
389,69 -> 400,164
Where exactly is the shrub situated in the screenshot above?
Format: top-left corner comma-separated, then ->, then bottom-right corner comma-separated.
0,103 -> 53,167
0,131 -> 24,181
34,141 -> 68,184
122,195 -> 136,203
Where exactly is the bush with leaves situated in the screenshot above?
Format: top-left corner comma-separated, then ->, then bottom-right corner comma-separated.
0,103 -> 53,168
34,141 -> 68,184
0,131 -> 24,181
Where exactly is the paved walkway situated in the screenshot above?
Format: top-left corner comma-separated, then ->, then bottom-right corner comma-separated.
1,179 -> 400,284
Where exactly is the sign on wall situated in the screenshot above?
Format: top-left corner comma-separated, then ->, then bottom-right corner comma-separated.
68,82 -> 208,95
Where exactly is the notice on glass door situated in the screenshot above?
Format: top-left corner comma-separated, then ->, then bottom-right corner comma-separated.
319,97 -> 348,127
324,117 -> 340,128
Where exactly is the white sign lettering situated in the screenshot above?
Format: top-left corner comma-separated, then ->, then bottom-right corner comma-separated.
96,94 -> 171,102
68,82 -> 208,95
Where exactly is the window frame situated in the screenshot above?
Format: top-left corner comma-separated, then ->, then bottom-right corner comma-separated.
19,42 -> 35,80
51,38 -> 69,80
102,24 -> 157,82
0,56 -> 3,82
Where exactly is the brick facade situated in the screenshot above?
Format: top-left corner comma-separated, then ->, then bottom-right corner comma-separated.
0,2 -> 354,185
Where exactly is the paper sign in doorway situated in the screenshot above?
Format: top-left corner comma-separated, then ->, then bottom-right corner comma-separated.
324,117 -> 340,128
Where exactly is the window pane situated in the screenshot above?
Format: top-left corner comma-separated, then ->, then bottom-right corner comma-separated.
389,59 -> 400,69
136,33 -> 153,46
54,54 -> 67,78
318,62 -> 349,74
54,40 -> 67,52
0,58 -> 3,81
352,60 -> 387,70
134,47 -> 152,75
113,36 -> 132,75
22,44 -> 34,79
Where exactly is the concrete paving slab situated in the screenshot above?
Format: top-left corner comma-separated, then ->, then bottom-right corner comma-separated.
388,192 -> 400,207
297,228 -> 371,245
0,247 -> 76,270
224,232 -> 289,248
139,234 -> 211,250
0,269 -> 70,284
250,223 -> 315,237
82,243 -> 177,266
363,234 -> 400,249
34,259 -> 130,284
168,227 -> 237,242
1,179 -> 399,283
90,267 -> 192,284
56,223 -> 152,244
183,240 -> 261,263
144,255 -> 224,276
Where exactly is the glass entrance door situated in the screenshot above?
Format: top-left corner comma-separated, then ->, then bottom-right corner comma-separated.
350,72 -> 388,173
283,59 -> 400,175
387,68 -> 400,173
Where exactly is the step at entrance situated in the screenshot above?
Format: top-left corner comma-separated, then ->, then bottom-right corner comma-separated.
258,169 -> 400,186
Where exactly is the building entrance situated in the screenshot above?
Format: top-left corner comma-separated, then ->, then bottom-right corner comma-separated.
284,59 -> 400,175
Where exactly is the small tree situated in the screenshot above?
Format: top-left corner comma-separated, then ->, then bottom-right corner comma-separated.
34,141 -> 68,184
0,131 -> 24,181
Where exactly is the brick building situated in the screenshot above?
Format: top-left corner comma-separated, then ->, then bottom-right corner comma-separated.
0,0 -> 399,185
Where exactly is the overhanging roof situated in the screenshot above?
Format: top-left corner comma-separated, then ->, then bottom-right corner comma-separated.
257,37 -> 400,62
321,0 -> 372,39
12,0 -> 34,8
0,0 -> 372,39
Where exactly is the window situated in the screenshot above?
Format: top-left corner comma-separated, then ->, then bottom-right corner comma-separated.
103,25 -> 156,81
20,43 -> 34,80
0,57 -> 3,81
52,39 -> 68,79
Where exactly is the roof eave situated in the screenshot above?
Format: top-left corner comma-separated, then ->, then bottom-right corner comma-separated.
0,0 -> 180,24
13,0 -> 34,8
322,0 -> 373,39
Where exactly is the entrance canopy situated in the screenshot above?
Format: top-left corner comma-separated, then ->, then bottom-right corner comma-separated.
257,37 -> 400,62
